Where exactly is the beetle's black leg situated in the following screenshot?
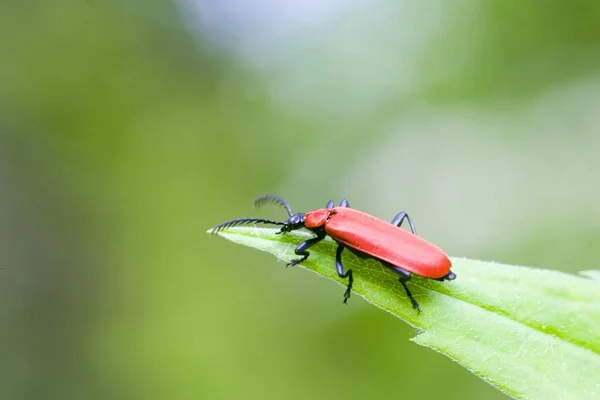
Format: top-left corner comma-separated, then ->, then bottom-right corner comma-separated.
390,211 -> 417,235
325,200 -> 335,209
335,244 -> 354,303
339,198 -> 350,207
399,279 -> 421,313
287,231 -> 326,267
433,271 -> 456,281
385,263 -> 421,312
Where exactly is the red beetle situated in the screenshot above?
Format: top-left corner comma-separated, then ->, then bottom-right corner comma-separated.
210,194 -> 455,312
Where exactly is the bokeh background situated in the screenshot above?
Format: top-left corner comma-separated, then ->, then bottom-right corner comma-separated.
1,1 -> 600,399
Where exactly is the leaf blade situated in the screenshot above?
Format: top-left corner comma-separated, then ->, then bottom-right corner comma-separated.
210,227 -> 600,400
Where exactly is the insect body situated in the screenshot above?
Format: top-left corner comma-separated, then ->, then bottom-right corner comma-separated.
210,195 -> 456,312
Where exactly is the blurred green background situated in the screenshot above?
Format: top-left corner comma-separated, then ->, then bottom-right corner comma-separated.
1,1 -> 599,399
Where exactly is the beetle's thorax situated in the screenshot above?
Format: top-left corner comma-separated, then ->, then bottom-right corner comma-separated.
304,208 -> 332,229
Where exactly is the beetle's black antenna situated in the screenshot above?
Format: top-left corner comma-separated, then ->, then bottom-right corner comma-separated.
254,194 -> 293,217
209,217 -> 285,236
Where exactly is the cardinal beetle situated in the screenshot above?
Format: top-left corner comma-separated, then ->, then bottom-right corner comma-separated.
210,194 -> 455,312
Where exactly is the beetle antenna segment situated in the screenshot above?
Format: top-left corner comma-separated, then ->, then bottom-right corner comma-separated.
254,194 -> 293,217
209,217 -> 285,236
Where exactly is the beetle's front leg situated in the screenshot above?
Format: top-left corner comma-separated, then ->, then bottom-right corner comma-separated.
286,232 -> 326,266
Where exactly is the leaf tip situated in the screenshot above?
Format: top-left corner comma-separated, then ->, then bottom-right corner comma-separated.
206,227 -> 222,237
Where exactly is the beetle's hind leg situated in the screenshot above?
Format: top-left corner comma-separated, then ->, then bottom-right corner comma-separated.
384,262 -> 421,312
335,244 -> 354,303
433,271 -> 456,282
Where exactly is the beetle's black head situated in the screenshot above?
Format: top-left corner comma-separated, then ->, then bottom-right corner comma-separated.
253,193 -> 307,234
253,194 -> 309,234
279,212 -> 306,233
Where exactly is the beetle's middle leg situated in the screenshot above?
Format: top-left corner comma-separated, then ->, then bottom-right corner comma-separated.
390,211 -> 417,235
383,262 -> 421,312
335,244 -> 354,303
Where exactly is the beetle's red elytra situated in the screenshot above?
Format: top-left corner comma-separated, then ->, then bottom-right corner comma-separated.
210,195 -> 455,312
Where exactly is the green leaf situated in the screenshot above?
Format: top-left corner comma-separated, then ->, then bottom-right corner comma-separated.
209,227 -> 600,400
